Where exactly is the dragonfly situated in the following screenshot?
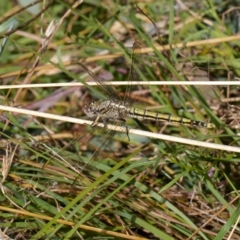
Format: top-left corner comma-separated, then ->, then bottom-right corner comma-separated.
71,43 -> 215,185
80,44 -> 215,142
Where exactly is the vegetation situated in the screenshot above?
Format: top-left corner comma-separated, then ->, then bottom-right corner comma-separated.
0,0 -> 240,239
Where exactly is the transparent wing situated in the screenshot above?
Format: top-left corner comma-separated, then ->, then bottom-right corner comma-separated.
73,62 -> 131,184
70,118 -> 129,185
79,62 -> 121,101
123,41 -> 144,106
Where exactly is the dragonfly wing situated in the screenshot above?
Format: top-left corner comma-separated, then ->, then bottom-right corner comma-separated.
79,63 -> 121,101
71,118 -> 129,185
123,41 -> 144,105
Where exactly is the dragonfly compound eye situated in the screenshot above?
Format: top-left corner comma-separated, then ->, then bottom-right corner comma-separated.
84,104 -> 95,117
90,101 -> 98,111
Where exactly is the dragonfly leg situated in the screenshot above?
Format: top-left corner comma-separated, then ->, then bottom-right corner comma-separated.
119,118 -> 130,141
125,124 -> 130,141
92,116 -> 100,126
105,118 -> 130,141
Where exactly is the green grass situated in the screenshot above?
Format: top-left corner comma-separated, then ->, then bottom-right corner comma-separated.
0,0 -> 240,239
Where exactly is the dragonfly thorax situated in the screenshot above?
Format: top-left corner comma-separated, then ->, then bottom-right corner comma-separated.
84,100 -> 130,120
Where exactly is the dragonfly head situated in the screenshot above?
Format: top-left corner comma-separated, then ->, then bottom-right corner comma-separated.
84,101 -> 97,118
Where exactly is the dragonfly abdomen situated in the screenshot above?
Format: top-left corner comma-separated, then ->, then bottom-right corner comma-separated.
128,107 -> 215,129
